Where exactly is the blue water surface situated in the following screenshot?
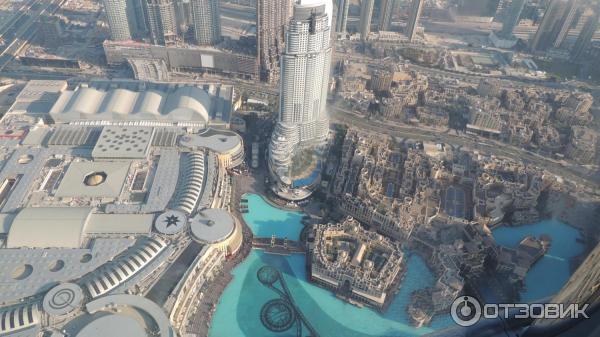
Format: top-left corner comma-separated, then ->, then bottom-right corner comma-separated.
242,193 -> 304,239
210,194 -> 452,337
492,219 -> 584,302
210,195 -> 582,337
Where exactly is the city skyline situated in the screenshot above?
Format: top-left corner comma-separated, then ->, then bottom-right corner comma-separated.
0,0 -> 599,337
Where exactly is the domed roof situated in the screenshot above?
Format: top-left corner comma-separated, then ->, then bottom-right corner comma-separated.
164,87 -> 211,122
67,87 -> 105,115
134,90 -> 165,117
99,89 -> 138,115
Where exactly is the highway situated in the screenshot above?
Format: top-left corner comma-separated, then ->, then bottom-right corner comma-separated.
0,0 -> 64,73
220,3 -> 256,22
329,105 -> 600,189
336,50 -> 579,92
0,0 -> 40,41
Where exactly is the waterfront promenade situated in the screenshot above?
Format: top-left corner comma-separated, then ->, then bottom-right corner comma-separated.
184,173 -> 255,337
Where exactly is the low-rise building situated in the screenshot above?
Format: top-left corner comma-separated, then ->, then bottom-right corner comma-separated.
309,217 -> 404,309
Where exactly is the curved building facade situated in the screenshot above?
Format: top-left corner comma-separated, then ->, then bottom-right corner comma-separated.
84,237 -> 168,298
180,129 -> 245,169
0,303 -> 40,335
190,209 -> 242,256
268,0 -> 332,199
171,152 -> 206,215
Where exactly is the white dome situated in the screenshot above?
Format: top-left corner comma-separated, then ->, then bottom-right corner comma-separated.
164,87 -> 211,122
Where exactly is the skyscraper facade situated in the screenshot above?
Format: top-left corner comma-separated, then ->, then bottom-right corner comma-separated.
269,0 -> 333,196
360,0 -> 375,41
127,0 -> 149,39
552,0 -> 578,48
257,0 -> 292,83
499,0 -> 526,38
103,0 -> 132,41
406,0 -> 424,42
378,0 -> 394,31
571,6 -> 600,61
190,0 -> 222,45
531,0 -> 577,52
174,0 -> 191,36
144,0 -> 178,46
335,0 -> 350,33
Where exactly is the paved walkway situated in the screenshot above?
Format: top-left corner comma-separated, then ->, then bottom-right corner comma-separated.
183,175 -> 255,337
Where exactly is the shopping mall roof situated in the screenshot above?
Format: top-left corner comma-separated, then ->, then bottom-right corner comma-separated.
190,209 -> 235,244
55,161 -> 131,198
92,126 -> 153,159
179,128 -> 243,154
78,294 -> 176,337
85,213 -> 154,235
49,84 -> 212,123
7,80 -> 68,115
7,207 -> 92,248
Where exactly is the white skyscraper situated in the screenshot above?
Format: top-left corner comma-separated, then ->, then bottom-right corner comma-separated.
269,0 -> 333,199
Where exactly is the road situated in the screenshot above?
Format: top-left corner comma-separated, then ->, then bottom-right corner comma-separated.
0,0 -> 64,72
337,50 -> 578,91
329,105 -> 600,189
0,0 -> 39,41
220,3 -> 256,22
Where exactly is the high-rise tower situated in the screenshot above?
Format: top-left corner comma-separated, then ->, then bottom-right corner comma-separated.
103,0 -> 133,41
335,0 -> 350,33
190,0 -> 222,45
144,0 -> 178,46
499,0 -> 526,38
571,6 -> 599,61
359,0 -> 375,41
257,0 -> 292,83
378,0 -> 394,31
174,0 -> 191,37
552,0 -> 578,48
269,0 -> 333,199
127,0 -> 149,39
531,0 -> 577,52
406,0 -> 424,42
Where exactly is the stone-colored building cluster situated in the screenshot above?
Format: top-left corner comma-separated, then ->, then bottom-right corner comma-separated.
320,128 -> 564,326
474,157 -> 546,226
336,60 -> 598,165
309,217 -> 404,309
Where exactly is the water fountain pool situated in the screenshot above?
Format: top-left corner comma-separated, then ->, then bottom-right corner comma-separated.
208,195 -> 583,337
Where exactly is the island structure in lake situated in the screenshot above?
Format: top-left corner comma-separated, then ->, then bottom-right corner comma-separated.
308,216 -> 405,310
295,128 -> 592,327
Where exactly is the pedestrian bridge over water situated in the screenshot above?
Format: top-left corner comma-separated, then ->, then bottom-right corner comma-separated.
252,236 -> 306,255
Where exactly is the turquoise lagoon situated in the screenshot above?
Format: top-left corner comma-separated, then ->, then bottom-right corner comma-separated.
208,194 -> 582,337
491,219 -> 584,302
